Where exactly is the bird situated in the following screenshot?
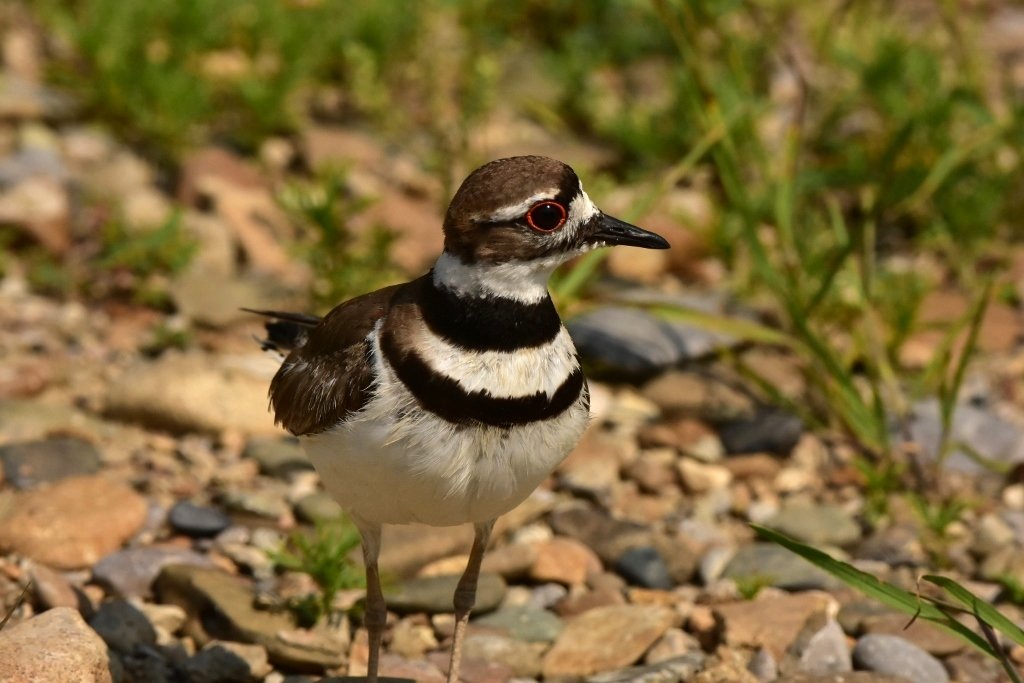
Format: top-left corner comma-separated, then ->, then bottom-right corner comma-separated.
248,155 -> 669,682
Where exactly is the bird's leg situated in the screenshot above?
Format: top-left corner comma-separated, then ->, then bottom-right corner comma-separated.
447,519 -> 494,683
355,519 -> 385,683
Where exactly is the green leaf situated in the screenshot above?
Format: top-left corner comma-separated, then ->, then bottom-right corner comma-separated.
753,524 -> 996,657
922,574 -> 1024,648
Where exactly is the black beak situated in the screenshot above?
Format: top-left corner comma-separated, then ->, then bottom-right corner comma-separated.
590,214 -> 670,249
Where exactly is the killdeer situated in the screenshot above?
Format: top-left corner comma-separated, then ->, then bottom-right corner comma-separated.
249,156 -> 668,681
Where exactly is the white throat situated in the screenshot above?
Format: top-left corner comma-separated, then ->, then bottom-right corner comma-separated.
432,251 -> 560,304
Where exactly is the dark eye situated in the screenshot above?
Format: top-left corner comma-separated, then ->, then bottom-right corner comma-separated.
526,201 -> 567,232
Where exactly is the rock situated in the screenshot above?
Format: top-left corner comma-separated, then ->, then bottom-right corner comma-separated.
172,267 -> 295,328
748,647 -> 779,682
557,427 -> 627,499
852,634 -> 949,683
473,605 -> 564,643
907,396 -> 1024,474
542,604 -> 676,677
777,674 -> 910,683
155,564 -> 346,670
462,633 -> 545,677
714,592 -> 835,660
0,399 -> 105,444
243,437 -> 312,478
184,640 -> 273,683
480,542 -> 537,580
0,176 -> 70,254
169,501 -> 231,538
103,351 -> 278,435
722,543 -> 838,591
677,458 -> 732,493
0,607 -> 114,682
614,546 -> 673,589
0,474 -> 147,569
0,78 -> 73,120
136,601 -> 187,634
860,613 -> 966,657
567,306 -> 734,381
89,599 -> 156,652
855,525 -> 927,566
28,561 -> 80,610
389,617 -> 438,658
644,628 -> 699,664
530,537 -> 602,586
798,620 -> 851,674
378,524 -> 474,577
384,573 -> 505,615
0,436 -> 101,489
585,652 -> 706,683
221,489 -> 290,520
92,545 -> 213,598
549,503 -> 652,564
766,501 -> 861,547
293,492 -> 343,524
719,407 -> 804,455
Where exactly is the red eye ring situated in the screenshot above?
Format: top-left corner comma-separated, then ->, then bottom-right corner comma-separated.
526,201 -> 567,232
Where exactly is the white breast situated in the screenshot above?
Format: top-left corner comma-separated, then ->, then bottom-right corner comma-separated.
300,324 -> 589,526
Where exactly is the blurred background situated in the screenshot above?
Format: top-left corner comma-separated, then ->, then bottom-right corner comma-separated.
3,1 -> 1024,681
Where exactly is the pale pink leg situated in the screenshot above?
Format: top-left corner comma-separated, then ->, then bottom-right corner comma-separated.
447,520 -> 494,683
356,520 -> 385,683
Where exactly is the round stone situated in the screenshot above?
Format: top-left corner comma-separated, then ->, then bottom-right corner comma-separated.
169,501 -> 231,538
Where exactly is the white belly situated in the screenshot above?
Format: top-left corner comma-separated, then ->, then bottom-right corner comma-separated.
302,395 -> 588,526
300,325 -> 589,526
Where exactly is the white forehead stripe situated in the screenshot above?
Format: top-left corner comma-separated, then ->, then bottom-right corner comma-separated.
566,185 -> 599,233
485,188 -> 559,223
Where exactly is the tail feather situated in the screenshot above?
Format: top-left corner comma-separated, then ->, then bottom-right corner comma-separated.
242,308 -> 322,356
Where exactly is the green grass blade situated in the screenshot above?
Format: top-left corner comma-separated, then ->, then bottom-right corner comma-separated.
640,303 -> 793,348
753,525 -> 997,657
922,574 -> 1024,648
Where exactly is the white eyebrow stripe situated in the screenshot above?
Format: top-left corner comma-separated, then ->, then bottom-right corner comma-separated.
484,188 -> 560,222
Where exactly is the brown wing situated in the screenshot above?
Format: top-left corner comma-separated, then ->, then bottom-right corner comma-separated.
268,282 -> 407,436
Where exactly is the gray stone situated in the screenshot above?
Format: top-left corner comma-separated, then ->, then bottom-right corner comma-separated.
103,351 -> 278,435
93,546 -> 213,598
719,407 -> 803,455
722,543 -> 838,591
462,633 -> 545,677
799,620 -> 851,674
117,646 -> 171,683
155,564 -> 346,670
852,634 -> 949,683
0,436 -> 101,489
169,501 -> 231,538
585,652 -> 706,683
243,437 -> 312,478
748,648 -> 778,682
184,640 -> 272,683
474,605 -> 564,642
28,561 -> 80,610
855,525 -> 927,566
0,607 -> 114,682
89,599 -> 157,653
294,491 -> 343,524
567,306 -> 734,380
385,573 -> 506,615
221,489 -> 290,520
767,502 -> 861,547
614,546 -> 673,589
907,396 -> 1024,474
549,503 -> 652,564
543,605 -> 676,678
